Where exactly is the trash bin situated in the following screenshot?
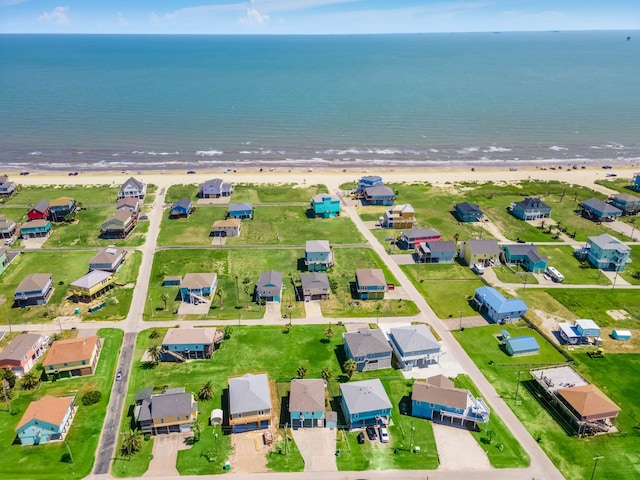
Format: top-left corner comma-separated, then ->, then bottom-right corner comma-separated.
223,461 -> 231,471
75,308 -> 81,314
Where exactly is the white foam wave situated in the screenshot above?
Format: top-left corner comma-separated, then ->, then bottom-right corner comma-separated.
28,151 -> 42,156
195,150 -> 223,157
549,146 -> 568,151
148,151 -> 180,156
457,147 -> 479,154
484,146 -> 512,153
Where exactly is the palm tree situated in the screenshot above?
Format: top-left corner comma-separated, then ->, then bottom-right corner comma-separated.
453,232 -> 460,245
48,332 -> 63,344
321,367 -> 333,383
147,344 -> 162,365
343,359 -> 357,379
121,429 -> 143,459
296,366 -> 307,379
149,328 -> 160,339
198,380 -> 215,401
20,370 -> 40,390
191,419 -> 203,442
324,324 -> 335,342
160,292 -> 169,311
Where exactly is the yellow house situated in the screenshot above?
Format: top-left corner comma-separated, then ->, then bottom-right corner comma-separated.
382,203 -> 418,229
135,387 -> 198,435
43,336 -> 102,376
70,270 -> 114,301
463,239 -> 501,267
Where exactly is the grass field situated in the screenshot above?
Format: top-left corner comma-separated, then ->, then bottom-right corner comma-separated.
157,206 -> 226,246
594,178 -> 636,194
232,183 -> 328,203
0,329 -> 123,480
492,264 -> 539,285
536,245 -> 611,285
2,185 -> 120,206
164,184 -> 199,204
620,245 -> 640,285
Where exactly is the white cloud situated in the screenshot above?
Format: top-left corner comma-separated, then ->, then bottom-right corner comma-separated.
240,1 -> 270,26
117,12 -> 128,27
38,6 -> 69,25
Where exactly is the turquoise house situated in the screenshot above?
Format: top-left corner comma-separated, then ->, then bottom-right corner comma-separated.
289,379 -> 325,428
455,202 -> 483,222
579,233 -> 631,271
228,203 -> 253,219
502,244 -> 548,273
504,336 -> 539,356
305,240 -> 334,271
160,328 -> 218,361
21,220 -> 51,238
16,395 -> 76,445
474,286 -> 528,324
340,379 -> 392,429
311,194 -> 341,218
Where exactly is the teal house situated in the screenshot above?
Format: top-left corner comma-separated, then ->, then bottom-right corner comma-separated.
311,194 -> 341,218
228,203 -> 253,219
289,379 -> 325,429
179,273 -> 218,304
21,220 -> 51,239
340,379 -> 392,429
579,233 -> 631,271
455,202 -> 483,222
16,395 -> 76,445
502,244 -> 548,273
504,336 -> 539,356
305,240 -> 334,271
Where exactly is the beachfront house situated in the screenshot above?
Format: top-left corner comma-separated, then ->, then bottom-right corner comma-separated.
501,244 -> 548,273
398,228 -> 441,250
362,185 -> 395,206
305,240 -> 334,271
70,270 -> 114,302
199,178 -> 233,198
473,286 -> 528,324
454,202 -> 483,222
89,246 -> 127,272
14,273 -> 53,307
289,379 -> 325,429
558,319 -> 601,345
170,199 -> 193,218
462,239 -> 501,267
0,175 -> 16,196
135,387 -> 198,435
311,193 -> 341,218
300,272 -> 330,301
340,379 -> 392,429
228,203 -> 253,220
411,375 -> 489,427
504,336 -> 540,356
20,219 -> 51,240
116,197 -> 140,214
160,328 -> 219,362
577,233 -> 631,271
28,200 -> 50,221
179,273 -> 217,304
118,177 -> 147,200
100,210 -> 137,239
343,327 -> 393,372
211,218 -> 241,237
632,173 -> 640,192
228,373 -> 273,433
580,198 -> 622,222
510,197 -> 552,220
0,214 -> 18,239
16,395 -> 77,445
610,193 -> 640,216
388,324 -> 441,369
415,240 -> 457,264
355,268 -> 387,300
355,175 -> 384,194
49,197 -> 76,221
43,336 -> 102,377
382,204 -> 417,229
0,333 -> 48,378
255,270 -> 283,303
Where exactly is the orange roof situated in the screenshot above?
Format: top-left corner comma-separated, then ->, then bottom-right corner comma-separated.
43,336 -> 99,367
557,384 -> 620,418
17,395 -> 75,430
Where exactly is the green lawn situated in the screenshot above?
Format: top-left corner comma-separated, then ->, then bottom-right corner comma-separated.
265,436 -> 305,472
0,329 -> 123,480
492,264 -> 539,285
536,245 -> 611,285
620,245 -> 640,285
232,183 -> 328,203
3,185 -> 120,206
157,206 -> 226,246
164,184 -> 199,204
594,178 -> 636,194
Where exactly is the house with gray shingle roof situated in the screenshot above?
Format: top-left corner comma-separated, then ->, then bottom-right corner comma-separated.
300,272 -> 330,301
510,197 -> 551,220
14,274 -> 53,307
610,193 -> 640,215
305,240 -> 334,271
89,246 -> 127,272
118,177 -> 146,200
199,178 -> 233,198
580,198 -> 622,222
462,239 -> 501,267
179,273 -> 217,304
170,198 -> 193,218
289,379 -> 325,428
135,387 -> 198,435
161,328 -> 218,361
255,270 -> 283,303
355,268 -> 387,300
578,233 -> 631,271
343,327 -> 392,372
340,379 -> 392,429
228,373 -> 272,433
388,324 -> 441,370
0,214 -> 18,239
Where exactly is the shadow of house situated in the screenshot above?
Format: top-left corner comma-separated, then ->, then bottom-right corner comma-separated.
305,208 -> 316,219
334,344 -> 348,369
220,388 -> 231,435
279,392 -> 290,428
522,380 -> 576,435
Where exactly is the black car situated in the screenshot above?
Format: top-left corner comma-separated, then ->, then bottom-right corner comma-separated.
366,426 -> 377,440
357,432 -> 365,444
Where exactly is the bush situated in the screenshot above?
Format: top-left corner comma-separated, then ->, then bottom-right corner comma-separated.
144,433 -> 151,441
82,390 -> 102,406
60,452 -> 73,463
224,326 -> 233,340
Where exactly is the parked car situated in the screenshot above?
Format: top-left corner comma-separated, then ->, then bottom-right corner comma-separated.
472,263 -> 485,275
187,169 -> 196,174
116,371 -> 122,381
139,214 -> 148,220
20,170 -> 29,175
379,426 -> 389,443
357,432 -> 365,444
602,165 -> 613,169
366,426 -> 377,440
606,173 -> 617,177
4,238 -> 14,246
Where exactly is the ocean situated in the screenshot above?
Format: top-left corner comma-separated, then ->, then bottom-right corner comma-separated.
1,31 -> 639,171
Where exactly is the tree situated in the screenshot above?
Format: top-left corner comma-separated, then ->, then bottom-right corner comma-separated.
191,420 -> 203,442
223,326 -> 233,339
343,359 -> 357,379
147,344 -> 162,365
48,332 -> 63,344
20,370 -> 40,390
198,380 -> 215,401
296,366 -> 307,379
321,367 -> 333,383
1,368 -> 17,389
1,378 -> 12,412
160,292 -> 169,311
121,429 -> 143,459
244,285 -> 252,306
324,324 -> 335,343
149,329 -> 160,339
217,288 -> 224,307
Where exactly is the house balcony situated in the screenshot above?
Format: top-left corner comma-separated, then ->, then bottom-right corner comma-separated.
229,412 -> 271,426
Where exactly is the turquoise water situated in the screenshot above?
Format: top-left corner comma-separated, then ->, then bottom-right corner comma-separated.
1,31 -> 639,170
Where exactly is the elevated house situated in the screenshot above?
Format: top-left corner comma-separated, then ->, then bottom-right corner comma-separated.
577,233 -> 631,271
632,172 -> 640,192
43,336 -> 102,377
16,395 -> 76,445
118,177 -> 147,200
510,197 -> 551,220
388,324 -> 441,369
179,273 -> 217,304
89,246 -> 127,272
558,319 -> 601,345
255,270 -> 283,302
382,204 -> 417,229
20,219 -> 51,239
70,270 -> 114,302
580,198 -> 622,222
462,239 -> 501,267
100,210 -> 136,239
454,202 -> 483,222
305,240 -> 334,271
610,193 -> 640,215
135,387 -> 198,435
340,379 -> 392,429
411,375 -> 489,427
228,373 -> 273,433
355,175 -> 383,194
415,240 -> 456,264
199,178 -> 233,198
311,194 -> 341,218
116,197 -> 140,214
49,196 -> 76,221
0,333 -> 48,378
211,218 -> 241,237
504,336 -> 539,356
557,385 -> 620,430
473,286 -> 528,324
300,272 -> 330,301
362,185 -> 395,206
399,228 -> 441,250
160,328 -> 219,362
170,199 -> 194,218
0,175 -> 16,196
228,203 -> 253,220
289,379 -> 325,429
0,214 -> 18,239
343,327 -> 392,372
501,244 -> 548,273
14,273 -> 53,307
28,200 -> 50,221
355,268 -> 387,300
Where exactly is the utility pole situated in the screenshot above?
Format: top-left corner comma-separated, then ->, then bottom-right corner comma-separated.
235,275 -> 239,303
459,310 -> 463,331
63,438 -> 74,463
514,370 -> 522,404
591,454 -> 603,480
409,420 -> 415,452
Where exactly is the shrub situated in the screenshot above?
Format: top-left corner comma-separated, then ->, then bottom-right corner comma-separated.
60,453 -> 73,463
82,390 -> 102,406
144,433 -> 151,441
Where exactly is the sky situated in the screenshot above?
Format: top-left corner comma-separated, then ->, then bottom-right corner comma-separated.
1,0 -> 639,34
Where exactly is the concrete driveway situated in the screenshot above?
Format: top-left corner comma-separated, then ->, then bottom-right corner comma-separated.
432,422 -> 491,471
291,428 -> 337,472
303,301 -> 322,319
144,432 -> 192,477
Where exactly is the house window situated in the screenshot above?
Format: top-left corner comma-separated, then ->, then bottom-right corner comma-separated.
415,401 -> 421,406
176,417 -> 180,421
429,403 -> 435,408
63,363 -> 68,367
82,360 -> 86,365
160,419 -> 164,424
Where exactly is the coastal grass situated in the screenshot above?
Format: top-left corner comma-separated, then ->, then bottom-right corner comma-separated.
2,185 -> 120,206
265,436 -> 305,472
594,178 -> 635,194
0,329 -> 123,480
536,245 -> 611,285
619,245 -> 640,285
492,265 -> 539,285
164,184 -> 199,204
157,205 -> 226,246
232,183 -> 328,203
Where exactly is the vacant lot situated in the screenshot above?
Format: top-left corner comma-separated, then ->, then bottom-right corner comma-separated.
536,245 -> 610,285
3,185 -> 120,206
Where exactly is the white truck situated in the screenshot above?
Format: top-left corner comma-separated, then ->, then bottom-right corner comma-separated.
546,266 -> 564,283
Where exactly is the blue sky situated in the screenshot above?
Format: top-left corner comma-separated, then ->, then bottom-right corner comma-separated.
1,0 -> 639,34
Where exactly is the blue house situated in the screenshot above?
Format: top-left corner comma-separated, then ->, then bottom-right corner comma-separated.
510,197 -> 551,221
362,186 -> 395,206
631,172 -> 640,192
311,194 -> 341,218
580,198 -> 622,222
343,328 -> 392,371
228,203 -> 253,219
255,270 -> 283,302
179,273 -> 217,304
474,286 -> 528,324
14,273 -> 53,307
49,197 -> 76,221
340,379 -> 392,429
355,268 -> 387,300
415,240 -> 457,264
578,233 -> 631,271
455,202 -> 483,222
16,395 -> 76,445
388,324 -> 441,370
411,375 -> 489,427
289,379 -> 325,429
504,336 -> 539,356
356,175 -> 383,194
610,193 -> 640,216
21,220 -> 51,239
305,240 -> 334,271
161,328 -> 218,361
558,319 -> 601,345
501,244 -> 548,273
170,198 -> 193,218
